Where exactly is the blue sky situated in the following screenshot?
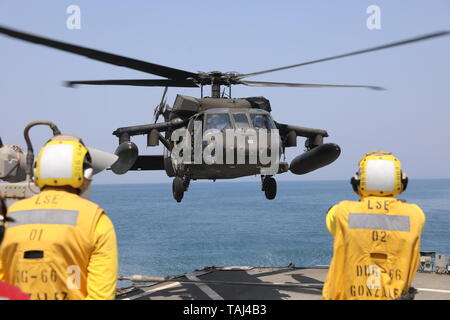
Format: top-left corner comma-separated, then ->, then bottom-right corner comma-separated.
1,1 -> 449,184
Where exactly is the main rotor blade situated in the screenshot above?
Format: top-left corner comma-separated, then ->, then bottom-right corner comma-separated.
0,25 -> 197,79
238,30 -> 450,79
65,79 -> 198,88
241,80 -> 384,90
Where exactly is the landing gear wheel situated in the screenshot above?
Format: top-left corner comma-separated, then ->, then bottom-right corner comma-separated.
172,177 -> 185,202
263,177 -> 277,200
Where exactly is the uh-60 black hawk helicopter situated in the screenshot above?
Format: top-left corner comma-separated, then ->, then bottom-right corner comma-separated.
1,26 -> 448,202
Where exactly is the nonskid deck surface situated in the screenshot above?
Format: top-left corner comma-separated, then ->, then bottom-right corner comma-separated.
116,266 -> 450,300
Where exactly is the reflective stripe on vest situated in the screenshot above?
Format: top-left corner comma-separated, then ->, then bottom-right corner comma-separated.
8,209 -> 79,227
348,213 -> 410,231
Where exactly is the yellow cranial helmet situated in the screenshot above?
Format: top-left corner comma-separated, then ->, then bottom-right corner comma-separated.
350,150 -> 408,197
34,135 -> 92,190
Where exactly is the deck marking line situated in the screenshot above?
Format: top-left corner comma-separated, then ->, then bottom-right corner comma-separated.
417,288 -> 450,294
186,273 -> 224,300
122,282 -> 181,300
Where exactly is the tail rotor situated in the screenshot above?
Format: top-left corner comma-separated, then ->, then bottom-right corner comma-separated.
153,87 -> 168,123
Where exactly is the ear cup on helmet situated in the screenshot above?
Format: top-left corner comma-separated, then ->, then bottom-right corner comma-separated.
350,176 -> 358,193
401,173 -> 408,192
350,172 -> 360,194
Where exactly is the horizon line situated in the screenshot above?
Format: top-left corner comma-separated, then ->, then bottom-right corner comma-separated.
92,177 -> 450,186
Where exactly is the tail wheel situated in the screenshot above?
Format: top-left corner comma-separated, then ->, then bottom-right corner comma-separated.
172,177 -> 185,202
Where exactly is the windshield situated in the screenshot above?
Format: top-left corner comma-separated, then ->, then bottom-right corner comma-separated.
250,114 -> 276,129
233,113 -> 250,129
205,113 -> 232,131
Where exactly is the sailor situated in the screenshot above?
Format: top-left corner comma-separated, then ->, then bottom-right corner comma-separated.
322,150 -> 425,300
0,196 -> 29,300
0,135 -> 119,300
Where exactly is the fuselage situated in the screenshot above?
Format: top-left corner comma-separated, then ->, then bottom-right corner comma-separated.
167,107 -> 284,180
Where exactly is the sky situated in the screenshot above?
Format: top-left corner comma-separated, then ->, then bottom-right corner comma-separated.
0,1 -> 449,184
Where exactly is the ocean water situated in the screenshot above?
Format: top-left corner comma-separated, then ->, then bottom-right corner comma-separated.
91,179 -> 450,278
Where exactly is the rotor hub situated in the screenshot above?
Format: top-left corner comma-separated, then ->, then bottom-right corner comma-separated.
195,71 -> 242,86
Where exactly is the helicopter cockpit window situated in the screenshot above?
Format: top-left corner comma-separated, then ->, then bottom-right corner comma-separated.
250,114 -> 276,130
233,113 -> 250,129
205,114 -> 232,131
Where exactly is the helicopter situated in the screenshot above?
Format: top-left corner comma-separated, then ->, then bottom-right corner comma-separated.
0,26 -> 448,202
